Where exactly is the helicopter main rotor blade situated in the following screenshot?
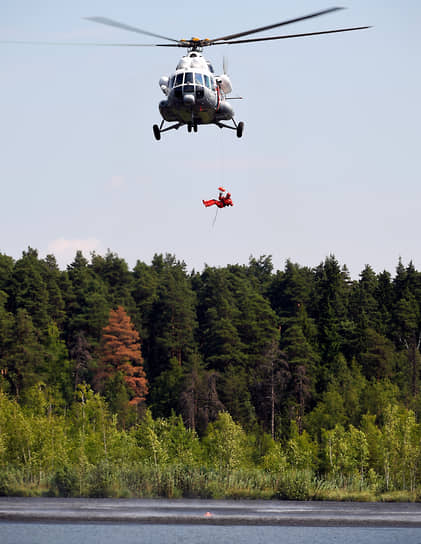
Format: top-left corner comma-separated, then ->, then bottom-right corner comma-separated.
0,40 -> 173,47
85,16 -> 181,44
208,6 -> 344,44
213,26 -> 372,45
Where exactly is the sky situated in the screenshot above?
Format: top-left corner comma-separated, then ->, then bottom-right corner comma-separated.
1,0 -> 420,278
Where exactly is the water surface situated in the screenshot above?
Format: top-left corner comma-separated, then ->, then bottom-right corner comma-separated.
1,498 -> 421,544
1,522 -> 421,544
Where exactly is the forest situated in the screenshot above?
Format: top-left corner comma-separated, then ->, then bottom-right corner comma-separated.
1,247 -> 421,500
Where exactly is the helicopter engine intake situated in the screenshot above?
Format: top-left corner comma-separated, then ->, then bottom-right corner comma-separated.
159,76 -> 169,95
216,101 -> 234,121
216,74 -> 232,95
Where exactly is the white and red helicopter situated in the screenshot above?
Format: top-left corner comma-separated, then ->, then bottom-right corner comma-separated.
84,7 -> 370,140
3,7 -> 370,140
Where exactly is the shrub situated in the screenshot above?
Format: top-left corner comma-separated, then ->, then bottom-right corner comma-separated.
51,465 -> 78,497
275,469 -> 314,500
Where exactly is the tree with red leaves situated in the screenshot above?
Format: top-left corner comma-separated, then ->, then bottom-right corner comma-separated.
98,306 -> 148,406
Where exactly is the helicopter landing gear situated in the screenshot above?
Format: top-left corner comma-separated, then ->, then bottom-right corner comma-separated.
153,120 -> 183,140
187,120 -> 198,133
236,121 -> 244,138
153,124 -> 161,141
216,119 -> 245,138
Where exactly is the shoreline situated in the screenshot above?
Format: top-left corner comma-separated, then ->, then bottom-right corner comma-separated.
1,498 -> 421,527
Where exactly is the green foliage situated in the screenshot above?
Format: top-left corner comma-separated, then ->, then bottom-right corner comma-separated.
286,421 -> 318,471
10,247 -> 51,336
259,438 -> 287,472
4,309 -> 44,397
321,423 -> 369,485
147,254 -> 198,378
43,323 -> 73,403
150,357 -> 184,418
275,468 -> 314,500
51,465 -> 78,497
2,249 -> 421,498
204,412 -> 249,469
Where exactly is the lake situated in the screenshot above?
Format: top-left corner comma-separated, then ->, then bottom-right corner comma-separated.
1,498 -> 421,543
1,522 -> 421,544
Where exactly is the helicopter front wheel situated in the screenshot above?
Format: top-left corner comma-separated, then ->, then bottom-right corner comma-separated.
153,124 -> 161,141
236,121 -> 244,138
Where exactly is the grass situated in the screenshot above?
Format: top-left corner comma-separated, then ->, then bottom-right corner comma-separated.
1,464 -> 421,502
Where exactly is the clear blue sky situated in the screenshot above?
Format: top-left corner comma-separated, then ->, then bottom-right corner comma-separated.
1,1 -> 420,277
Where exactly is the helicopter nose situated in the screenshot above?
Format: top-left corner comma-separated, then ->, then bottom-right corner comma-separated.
183,94 -> 195,106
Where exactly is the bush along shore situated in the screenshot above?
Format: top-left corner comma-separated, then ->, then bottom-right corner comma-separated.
1,391 -> 421,502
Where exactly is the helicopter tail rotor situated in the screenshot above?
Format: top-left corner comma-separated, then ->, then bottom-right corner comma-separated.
223,55 -> 228,75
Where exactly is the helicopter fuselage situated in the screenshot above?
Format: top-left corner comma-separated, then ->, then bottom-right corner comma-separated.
158,51 -> 234,126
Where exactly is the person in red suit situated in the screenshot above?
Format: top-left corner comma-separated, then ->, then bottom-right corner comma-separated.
203,188 -> 234,208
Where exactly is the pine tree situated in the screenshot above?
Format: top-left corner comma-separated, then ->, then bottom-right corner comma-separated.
180,354 -> 224,433
41,254 -> 66,329
0,253 -> 14,296
69,331 -> 92,388
91,250 -> 135,311
376,270 -> 394,336
359,328 -> 396,380
4,309 -> 44,397
11,247 -> 51,336
0,291 -> 14,392
312,256 -> 355,383
66,251 -> 110,344
98,306 -> 148,406
197,267 -> 246,371
131,260 -> 159,353
247,255 -> 274,294
252,333 -> 289,439
394,294 -> 421,403
43,322 -> 73,403
283,322 -> 318,432
147,254 -> 198,379
268,259 -> 314,321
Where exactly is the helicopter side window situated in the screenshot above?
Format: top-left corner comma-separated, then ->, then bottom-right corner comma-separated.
175,73 -> 184,86
204,74 -> 210,89
207,61 -> 214,73
210,77 -> 216,91
195,73 -> 203,85
184,72 -> 194,84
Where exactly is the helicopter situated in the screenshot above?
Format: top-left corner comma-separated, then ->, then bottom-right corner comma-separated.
85,7 -> 370,141
3,7 -> 370,140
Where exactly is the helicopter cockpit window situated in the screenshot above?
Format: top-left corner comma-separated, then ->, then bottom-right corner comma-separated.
210,77 -> 216,91
195,73 -> 203,85
207,62 -> 214,73
184,72 -> 194,84
175,73 -> 184,87
169,75 -> 175,88
204,74 -> 210,89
